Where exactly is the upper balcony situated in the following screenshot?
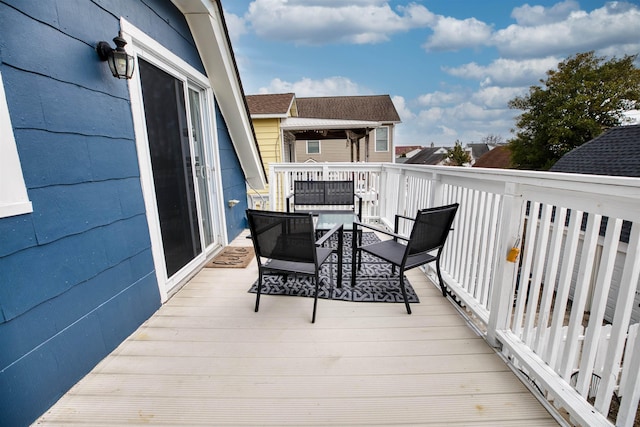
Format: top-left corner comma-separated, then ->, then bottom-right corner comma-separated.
38,162 -> 639,426
264,162 -> 640,427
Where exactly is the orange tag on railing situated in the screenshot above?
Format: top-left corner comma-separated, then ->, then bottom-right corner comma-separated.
506,247 -> 520,263
507,237 -> 521,263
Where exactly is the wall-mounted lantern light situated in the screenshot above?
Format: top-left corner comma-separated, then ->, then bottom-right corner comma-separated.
96,33 -> 134,79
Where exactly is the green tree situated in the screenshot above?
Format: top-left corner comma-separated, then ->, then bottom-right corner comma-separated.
446,140 -> 471,166
508,51 -> 640,170
482,134 -> 505,146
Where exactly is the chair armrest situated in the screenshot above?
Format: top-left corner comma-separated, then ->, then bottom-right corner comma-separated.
394,213 -> 414,233
353,221 -> 409,242
316,223 -> 343,246
395,213 -> 414,222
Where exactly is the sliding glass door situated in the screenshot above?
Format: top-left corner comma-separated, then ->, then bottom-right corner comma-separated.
138,58 -> 219,278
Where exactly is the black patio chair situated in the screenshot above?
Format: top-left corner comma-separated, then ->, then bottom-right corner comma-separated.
246,209 -> 343,323
351,203 -> 459,314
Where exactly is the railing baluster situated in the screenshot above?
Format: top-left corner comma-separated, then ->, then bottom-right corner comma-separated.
560,212 -> 602,379
533,206 -> 567,356
522,203 -> 553,346
576,218 -> 622,398
595,223 -> 640,417
546,209 -> 582,371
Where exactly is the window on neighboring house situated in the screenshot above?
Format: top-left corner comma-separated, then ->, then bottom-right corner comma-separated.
0,71 -> 33,218
375,127 -> 389,152
307,140 -> 320,154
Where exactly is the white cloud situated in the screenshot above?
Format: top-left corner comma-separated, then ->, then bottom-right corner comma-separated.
223,11 -> 247,43
417,91 -> 465,107
391,95 -> 415,121
423,16 -> 493,51
245,0 -> 435,45
511,0 -> 580,26
493,2 -> 640,58
472,86 -> 527,109
444,57 -> 561,87
397,83 -> 521,146
258,76 -> 368,97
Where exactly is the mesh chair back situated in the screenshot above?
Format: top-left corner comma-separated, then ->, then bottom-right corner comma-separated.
294,181 -> 325,205
293,180 -> 355,206
407,203 -> 459,256
324,181 -> 355,205
247,210 -> 316,264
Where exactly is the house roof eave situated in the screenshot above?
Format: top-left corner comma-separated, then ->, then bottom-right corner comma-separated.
281,117 -> 382,131
171,0 -> 267,189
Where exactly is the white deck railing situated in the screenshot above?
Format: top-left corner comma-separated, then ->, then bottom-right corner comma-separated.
269,162 -> 640,427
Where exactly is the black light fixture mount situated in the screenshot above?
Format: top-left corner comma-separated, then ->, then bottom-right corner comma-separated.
97,33 -> 135,79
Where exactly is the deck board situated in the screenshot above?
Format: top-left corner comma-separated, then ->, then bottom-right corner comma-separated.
36,238 -> 559,426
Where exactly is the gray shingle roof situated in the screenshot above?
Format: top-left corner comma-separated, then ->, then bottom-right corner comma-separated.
404,147 -> 447,165
550,125 -> 640,177
296,95 -> 401,123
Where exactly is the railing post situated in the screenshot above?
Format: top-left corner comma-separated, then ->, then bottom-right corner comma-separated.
269,165 -> 277,211
430,171 -> 444,208
486,182 -> 525,348
378,165 -> 388,223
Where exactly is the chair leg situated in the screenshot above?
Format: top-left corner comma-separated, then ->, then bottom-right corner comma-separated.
357,229 -> 363,269
436,259 -> 447,297
399,271 -> 411,314
337,229 -> 343,288
255,270 -> 263,312
312,273 -> 320,323
351,232 -> 358,287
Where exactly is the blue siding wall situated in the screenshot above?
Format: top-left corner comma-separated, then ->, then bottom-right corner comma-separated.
0,1 -> 210,425
216,101 -> 250,240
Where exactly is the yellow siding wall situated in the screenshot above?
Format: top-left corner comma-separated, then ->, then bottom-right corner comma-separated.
253,118 -> 281,176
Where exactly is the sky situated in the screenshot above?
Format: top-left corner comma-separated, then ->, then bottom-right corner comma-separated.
222,0 -> 640,147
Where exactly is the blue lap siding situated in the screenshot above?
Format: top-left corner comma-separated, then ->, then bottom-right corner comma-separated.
217,100 -> 251,238
0,1 -> 249,425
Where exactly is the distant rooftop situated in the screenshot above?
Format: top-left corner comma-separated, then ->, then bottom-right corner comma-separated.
296,95 -> 401,123
473,146 -> 513,169
246,93 -> 296,116
395,145 -> 423,156
550,124 -> 640,177
404,146 -> 448,165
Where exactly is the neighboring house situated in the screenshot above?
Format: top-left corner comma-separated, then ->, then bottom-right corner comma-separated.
395,145 -> 423,163
245,93 -> 298,180
473,145 -> 513,168
403,146 -> 449,165
550,124 -> 640,324
0,1 -> 265,425
246,93 -> 401,167
467,143 -> 493,165
293,95 -> 401,163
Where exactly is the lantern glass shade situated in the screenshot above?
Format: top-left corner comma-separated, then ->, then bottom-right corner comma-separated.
108,50 -> 135,79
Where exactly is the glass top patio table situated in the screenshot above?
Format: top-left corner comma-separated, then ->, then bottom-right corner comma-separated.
314,212 -> 359,232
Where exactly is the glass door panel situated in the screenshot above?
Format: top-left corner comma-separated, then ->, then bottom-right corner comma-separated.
188,88 -> 215,248
138,58 -> 202,277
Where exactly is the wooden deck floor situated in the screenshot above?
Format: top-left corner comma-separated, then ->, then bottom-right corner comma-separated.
36,236 -> 559,426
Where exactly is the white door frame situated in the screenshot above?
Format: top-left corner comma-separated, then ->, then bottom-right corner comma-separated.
121,19 -> 226,301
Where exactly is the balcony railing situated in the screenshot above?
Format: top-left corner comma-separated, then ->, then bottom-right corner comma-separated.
269,162 -> 640,427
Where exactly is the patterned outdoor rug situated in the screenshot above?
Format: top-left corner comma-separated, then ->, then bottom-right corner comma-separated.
248,232 -> 419,303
